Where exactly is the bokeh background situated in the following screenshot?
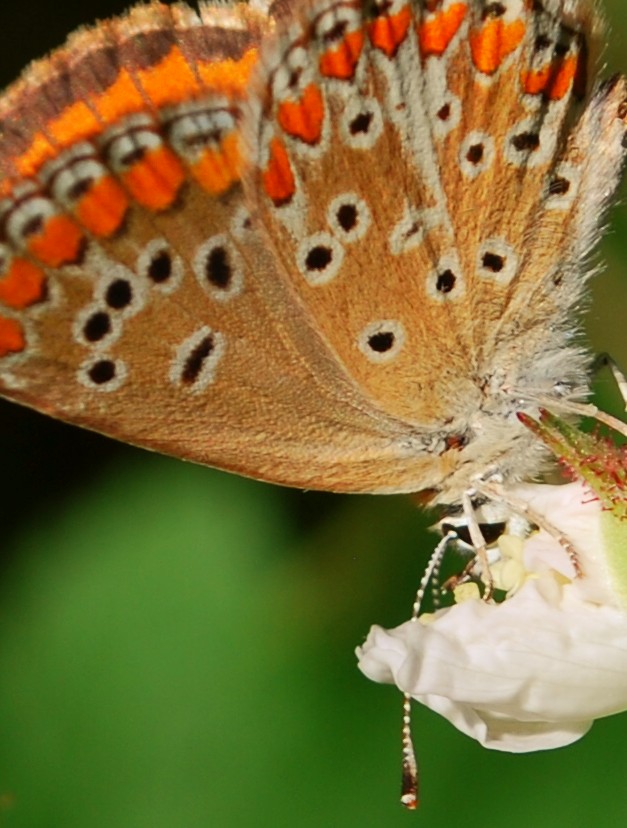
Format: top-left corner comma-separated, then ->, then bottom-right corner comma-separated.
0,2 -> 626,826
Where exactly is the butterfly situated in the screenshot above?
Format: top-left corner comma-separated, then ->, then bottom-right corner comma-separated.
0,0 -> 625,518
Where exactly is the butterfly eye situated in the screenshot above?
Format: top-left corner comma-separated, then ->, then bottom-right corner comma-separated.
297,233 -> 344,286
327,193 -> 371,242
369,331 -> 394,352
137,239 -> 184,294
193,236 -> 244,301
307,247 -> 331,268
437,103 -> 451,120
545,163 -> 580,210
477,239 -> 519,285
89,360 -> 116,384
337,204 -> 357,231
482,253 -> 504,271
505,118 -> 551,168
548,177 -> 570,195
105,279 -> 133,310
431,95 -> 461,137
436,270 -> 456,293
169,326 -> 225,394
350,111 -> 372,133
358,320 -> 406,364
341,96 -> 383,149
459,131 -> 495,179
74,298 -> 123,347
79,357 -> 127,391
511,132 -> 540,152
82,311 -> 112,344
427,255 -> 465,301
466,144 -> 483,164
147,251 -> 172,283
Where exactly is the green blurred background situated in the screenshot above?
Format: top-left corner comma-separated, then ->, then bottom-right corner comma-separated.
1,2 -> 626,826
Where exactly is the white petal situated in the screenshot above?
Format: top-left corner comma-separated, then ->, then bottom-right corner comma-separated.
357,577 -> 627,752
510,482 -> 616,605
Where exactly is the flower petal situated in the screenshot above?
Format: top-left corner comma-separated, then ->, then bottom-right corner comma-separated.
357,575 -> 627,752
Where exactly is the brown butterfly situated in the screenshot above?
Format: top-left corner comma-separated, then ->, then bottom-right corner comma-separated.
0,0 -> 625,514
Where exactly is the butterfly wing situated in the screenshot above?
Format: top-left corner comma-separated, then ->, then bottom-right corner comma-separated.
0,1 -> 456,494
244,0 -> 626,491
0,1 -> 625,499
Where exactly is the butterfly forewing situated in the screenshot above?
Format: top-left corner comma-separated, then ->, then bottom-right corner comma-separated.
0,2 -> 451,494
0,0 -> 626,501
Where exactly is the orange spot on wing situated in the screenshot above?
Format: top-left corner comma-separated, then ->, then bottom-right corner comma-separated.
74,176 -> 129,237
418,3 -> 467,57
12,48 -> 260,182
189,131 -> 243,195
48,101 -> 102,148
137,47 -> 201,107
93,69 -> 146,123
369,5 -> 413,57
277,84 -> 324,144
16,134 -> 59,179
470,18 -> 525,75
0,316 -> 25,356
319,30 -> 365,80
26,214 -> 85,268
120,145 -> 186,211
14,73 -> 143,178
0,258 -> 46,309
197,48 -> 259,97
521,55 -> 579,101
17,107 -> 100,177
262,137 -> 295,206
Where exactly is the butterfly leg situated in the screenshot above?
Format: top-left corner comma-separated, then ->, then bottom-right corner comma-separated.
461,491 -> 495,600
440,554 -> 483,594
525,354 -> 627,439
474,480 -> 583,578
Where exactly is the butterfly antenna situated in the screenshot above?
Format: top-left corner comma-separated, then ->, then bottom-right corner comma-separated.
401,693 -> 418,809
400,531 -> 457,810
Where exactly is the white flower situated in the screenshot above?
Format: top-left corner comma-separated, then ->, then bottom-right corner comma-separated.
356,481 -> 627,752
